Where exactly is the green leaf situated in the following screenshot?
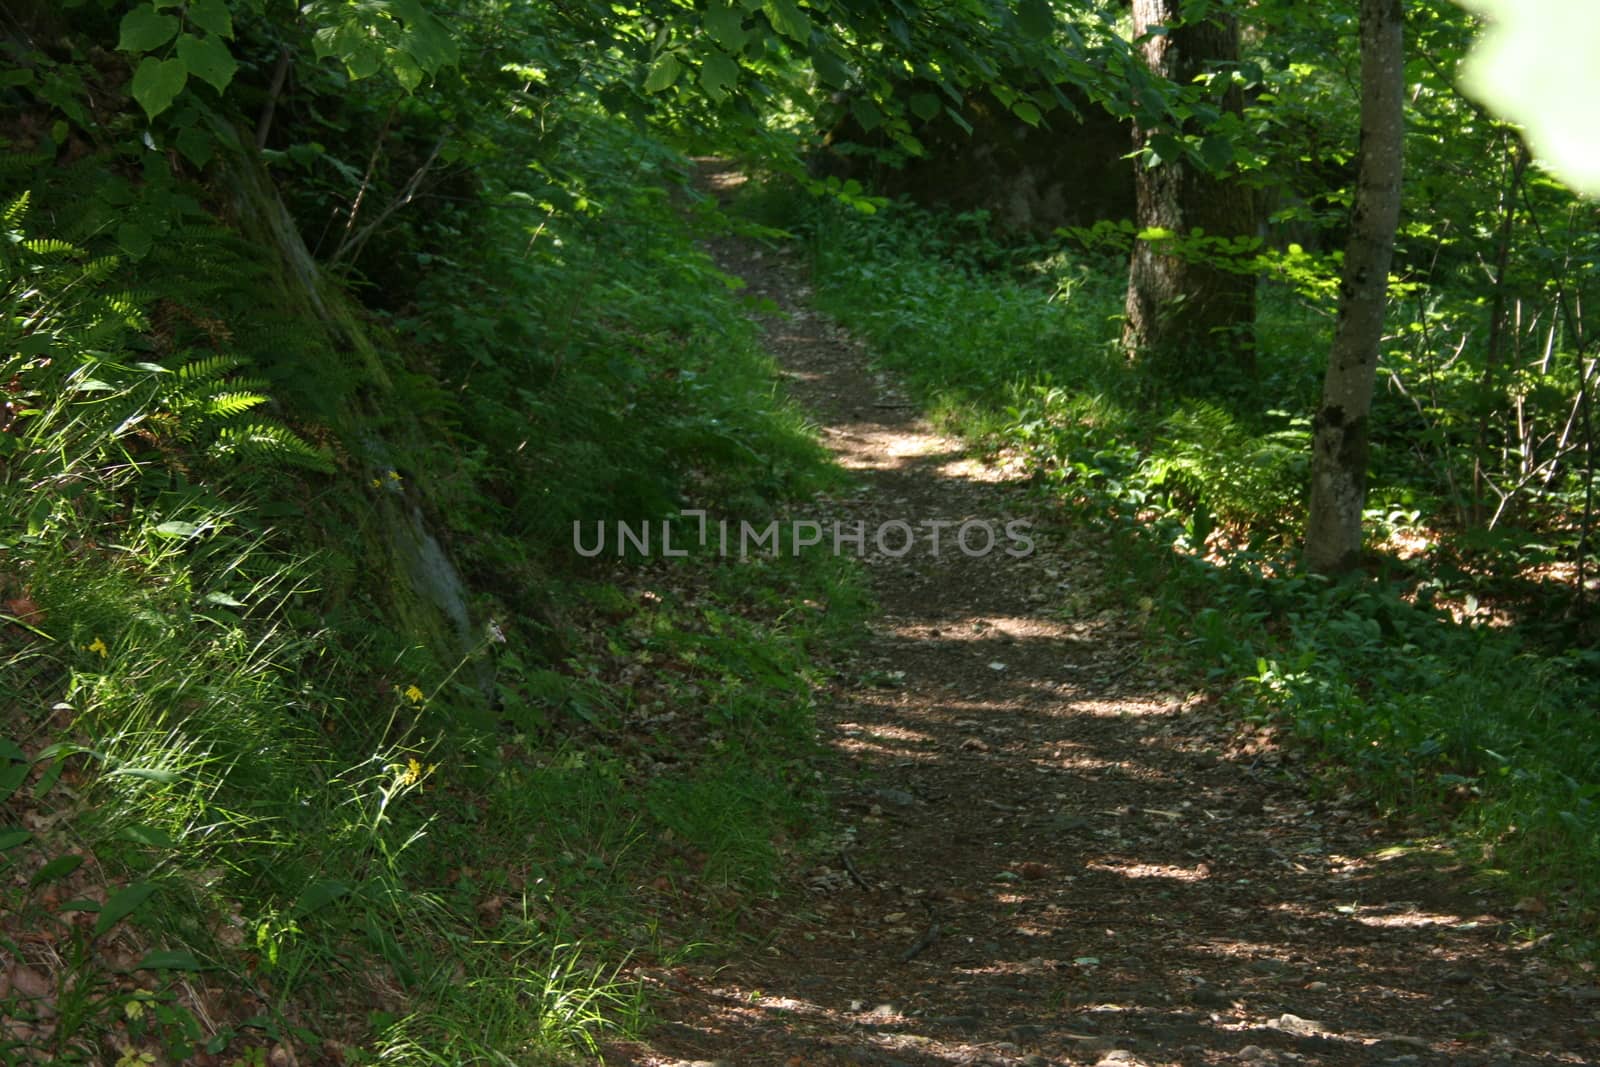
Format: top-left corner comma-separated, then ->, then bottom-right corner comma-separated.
1198,134 -> 1235,171
176,32 -> 237,93
117,824 -> 178,848
812,46 -> 850,88
153,520 -> 202,538
175,125 -> 214,168
293,878 -> 351,918
1016,0 -> 1056,38
909,92 -> 941,121
850,95 -> 883,132
762,0 -> 809,42
95,882 -> 159,937
186,0 -> 234,38
118,4 -> 179,53
699,52 -> 739,101
136,949 -> 202,971
705,1 -> 749,52
1147,132 -> 1184,167
131,56 -> 188,120
117,220 -> 153,258
391,51 -> 423,92
0,758 -> 25,799
0,829 -> 31,852
0,738 -> 24,762
31,853 -> 85,886
106,765 -> 181,784
644,53 -> 683,93
1012,100 -> 1042,126
389,0 -> 458,71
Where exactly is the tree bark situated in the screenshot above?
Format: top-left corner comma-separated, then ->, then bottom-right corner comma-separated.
1303,0 -> 1406,574
1123,0 -> 1257,374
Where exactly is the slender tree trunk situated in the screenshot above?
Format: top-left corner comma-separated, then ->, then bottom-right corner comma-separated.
1123,0 -> 1257,374
1304,0 -> 1406,574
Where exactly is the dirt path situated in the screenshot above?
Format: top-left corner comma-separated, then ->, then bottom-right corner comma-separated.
604,169 -> 1600,1067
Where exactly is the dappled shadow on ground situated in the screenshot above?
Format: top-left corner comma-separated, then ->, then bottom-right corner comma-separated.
606,168 -> 1600,1067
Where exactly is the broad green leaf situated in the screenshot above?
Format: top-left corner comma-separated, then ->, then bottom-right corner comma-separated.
117,824 -> 178,848
186,0 -> 233,38
0,829 -> 32,851
644,53 -> 683,93
705,1 -> 749,52
1458,0 -> 1600,195
131,56 -> 188,120
762,0 -> 809,42
176,32 -> 238,93
153,520 -> 202,538
812,46 -> 850,89
30,853 -> 85,886
106,765 -> 180,783
909,92 -> 941,121
699,52 -> 739,101
293,878 -> 351,918
1016,0 -> 1056,38
136,949 -> 202,970
1147,132 -> 1184,167
175,125 -> 214,168
0,738 -> 24,762
390,0 -> 459,71
1198,134 -> 1235,171
1012,100 -> 1042,126
1137,226 -> 1176,240
850,95 -> 882,132
391,51 -> 423,92
0,763 -> 25,804
95,882 -> 159,937
118,4 -> 179,52
117,220 -> 152,258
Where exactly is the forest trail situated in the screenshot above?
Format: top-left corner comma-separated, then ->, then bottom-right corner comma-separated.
603,167 -> 1600,1067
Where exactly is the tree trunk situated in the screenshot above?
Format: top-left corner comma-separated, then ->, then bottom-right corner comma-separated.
1303,0 -> 1406,574
1123,0 -> 1257,375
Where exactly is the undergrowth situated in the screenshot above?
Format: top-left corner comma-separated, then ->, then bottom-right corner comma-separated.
0,110 -> 865,1064
755,183 -> 1600,947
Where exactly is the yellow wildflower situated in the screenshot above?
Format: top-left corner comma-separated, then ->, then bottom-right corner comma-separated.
400,757 -> 423,786
386,469 -> 402,482
403,684 -> 425,704
87,637 -> 108,658
370,477 -> 383,489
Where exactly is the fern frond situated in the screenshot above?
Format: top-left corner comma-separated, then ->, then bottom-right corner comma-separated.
211,421 -> 334,473
3,191 -> 29,226
205,391 -> 268,417
177,354 -> 246,382
23,238 -> 80,258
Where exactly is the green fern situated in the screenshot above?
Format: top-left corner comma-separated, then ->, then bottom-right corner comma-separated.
205,391 -> 269,418
22,237 -> 81,258
2,190 -> 29,226
177,354 -> 246,382
212,422 -> 334,473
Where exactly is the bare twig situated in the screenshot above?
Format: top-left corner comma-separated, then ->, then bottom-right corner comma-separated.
331,134 -> 448,267
839,849 -> 871,891
899,920 -> 940,963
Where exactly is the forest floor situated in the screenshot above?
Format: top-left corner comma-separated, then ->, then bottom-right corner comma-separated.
598,166 -> 1600,1067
